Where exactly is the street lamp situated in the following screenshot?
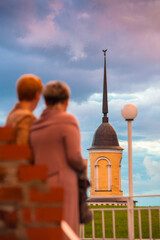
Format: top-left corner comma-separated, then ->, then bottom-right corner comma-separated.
121,103 -> 138,240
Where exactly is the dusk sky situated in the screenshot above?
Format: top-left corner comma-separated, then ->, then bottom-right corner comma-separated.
0,0 -> 160,206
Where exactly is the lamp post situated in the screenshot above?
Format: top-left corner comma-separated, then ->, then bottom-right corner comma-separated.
121,103 -> 138,240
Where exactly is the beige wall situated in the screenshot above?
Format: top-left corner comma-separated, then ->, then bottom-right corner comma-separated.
89,151 -> 123,197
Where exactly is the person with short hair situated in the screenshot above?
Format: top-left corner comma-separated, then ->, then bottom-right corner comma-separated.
30,81 -> 86,239
6,74 -> 43,144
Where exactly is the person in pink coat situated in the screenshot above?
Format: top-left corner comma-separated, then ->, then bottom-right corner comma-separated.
30,81 -> 86,239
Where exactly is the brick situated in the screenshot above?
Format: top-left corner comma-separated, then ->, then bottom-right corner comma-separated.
0,166 -> 6,181
0,144 -> 32,160
30,187 -> 64,203
0,209 -> 18,228
26,227 -> 62,240
0,186 -> 23,202
0,127 -> 14,142
0,233 -> 17,240
18,165 -> 47,182
35,207 -> 63,222
22,207 -> 31,223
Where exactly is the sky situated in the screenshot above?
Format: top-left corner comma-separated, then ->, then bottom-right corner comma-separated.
0,0 -> 160,206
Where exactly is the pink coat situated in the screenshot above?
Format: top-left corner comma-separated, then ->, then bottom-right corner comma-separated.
30,108 -> 86,239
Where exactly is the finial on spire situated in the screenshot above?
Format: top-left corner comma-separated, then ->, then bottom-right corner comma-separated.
102,49 -> 108,123
102,49 -> 107,56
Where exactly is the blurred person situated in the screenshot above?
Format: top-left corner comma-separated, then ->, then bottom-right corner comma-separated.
6,74 -> 43,144
30,81 -> 87,239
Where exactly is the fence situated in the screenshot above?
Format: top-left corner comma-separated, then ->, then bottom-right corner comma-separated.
80,195 -> 160,240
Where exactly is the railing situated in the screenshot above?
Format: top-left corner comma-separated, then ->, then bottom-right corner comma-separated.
80,195 -> 160,240
61,220 -> 80,240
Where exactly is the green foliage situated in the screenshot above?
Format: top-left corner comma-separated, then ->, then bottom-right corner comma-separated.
82,206 -> 160,239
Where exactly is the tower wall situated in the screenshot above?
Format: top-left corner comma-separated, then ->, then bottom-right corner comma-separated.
89,150 -> 123,197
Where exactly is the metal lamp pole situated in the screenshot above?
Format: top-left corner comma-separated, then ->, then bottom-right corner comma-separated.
121,104 -> 138,240
127,118 -> 134,240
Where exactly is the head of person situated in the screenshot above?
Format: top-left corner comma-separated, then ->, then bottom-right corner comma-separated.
16,74 -> 43,110
43,81 -> 70,111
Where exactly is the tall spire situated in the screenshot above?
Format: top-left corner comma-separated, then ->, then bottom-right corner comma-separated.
102,49 -> 108,123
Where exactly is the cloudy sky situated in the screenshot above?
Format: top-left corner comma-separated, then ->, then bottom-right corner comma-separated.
0,0 -> 160,206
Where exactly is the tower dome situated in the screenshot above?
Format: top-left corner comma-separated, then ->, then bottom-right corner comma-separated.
91,122 -> 122,149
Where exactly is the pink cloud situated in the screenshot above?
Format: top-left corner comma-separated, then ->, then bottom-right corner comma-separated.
77,12 -> 90,20
85,0 -> 160,62
17,0 -> 68,48
18,13 -> 57,47
15,0 -> 160,62
48,0 -> 64,14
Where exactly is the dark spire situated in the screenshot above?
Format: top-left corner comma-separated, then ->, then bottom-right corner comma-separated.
102,49 -> 108,123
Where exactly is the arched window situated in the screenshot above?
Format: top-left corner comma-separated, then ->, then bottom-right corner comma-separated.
95,157 -> 112,191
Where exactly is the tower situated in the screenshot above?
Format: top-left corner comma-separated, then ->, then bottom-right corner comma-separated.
88,50 -> 124,204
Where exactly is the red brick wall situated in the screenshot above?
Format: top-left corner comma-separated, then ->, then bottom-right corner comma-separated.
0,127 -> 64,240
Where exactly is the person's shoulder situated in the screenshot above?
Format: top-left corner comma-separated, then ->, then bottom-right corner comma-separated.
16,110 -> 36,123
21,112 -> 36,122
6,107 -> 35,127
60,112 -> 79,126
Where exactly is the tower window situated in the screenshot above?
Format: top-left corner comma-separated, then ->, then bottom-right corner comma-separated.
95,157 -> 112,191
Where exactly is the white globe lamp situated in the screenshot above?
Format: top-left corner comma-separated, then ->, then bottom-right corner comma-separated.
121,103 -> 138,121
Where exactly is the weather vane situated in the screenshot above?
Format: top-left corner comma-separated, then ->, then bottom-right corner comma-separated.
102,49 -> 107,56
